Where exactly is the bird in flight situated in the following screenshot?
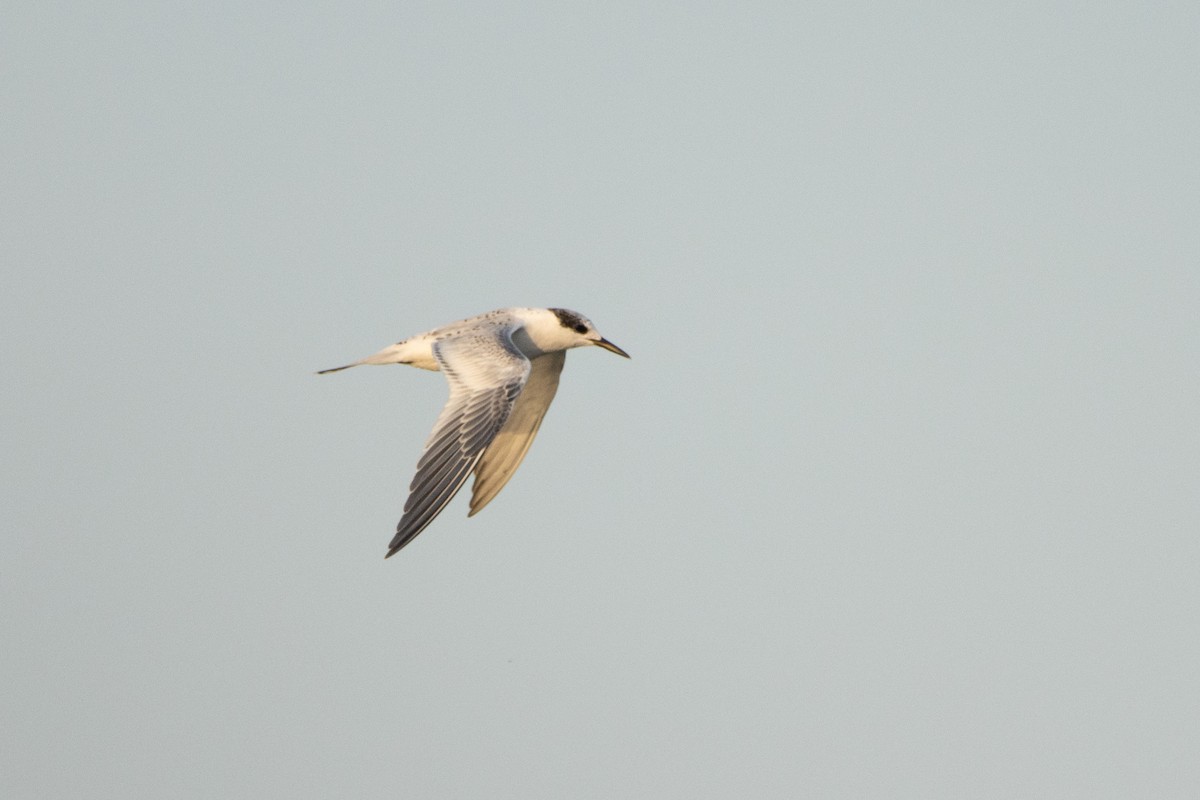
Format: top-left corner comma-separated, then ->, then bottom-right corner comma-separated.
319,307 -> 630,558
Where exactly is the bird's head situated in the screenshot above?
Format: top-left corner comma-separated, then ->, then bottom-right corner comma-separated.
548,308 -> 630,358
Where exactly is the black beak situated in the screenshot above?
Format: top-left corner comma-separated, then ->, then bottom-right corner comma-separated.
593,337 -> 631,358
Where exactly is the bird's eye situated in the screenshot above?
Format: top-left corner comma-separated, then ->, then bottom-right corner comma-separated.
574,324 -> 587,334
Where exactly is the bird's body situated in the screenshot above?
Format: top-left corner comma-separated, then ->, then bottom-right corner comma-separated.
319,308 -> 629,557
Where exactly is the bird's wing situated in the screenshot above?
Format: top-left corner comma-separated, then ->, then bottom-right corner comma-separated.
386,327 -> 531,557
468,350 -> 565,516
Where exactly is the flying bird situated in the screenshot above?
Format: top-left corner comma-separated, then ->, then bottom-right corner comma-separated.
319,307 -> 630,557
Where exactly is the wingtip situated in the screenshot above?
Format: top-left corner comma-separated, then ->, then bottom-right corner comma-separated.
385,530 -> 412,559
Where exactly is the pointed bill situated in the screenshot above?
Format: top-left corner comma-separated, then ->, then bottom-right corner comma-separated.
593,337 -> 630,358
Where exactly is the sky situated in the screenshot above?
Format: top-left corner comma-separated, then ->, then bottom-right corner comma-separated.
3,2 -> 1199,797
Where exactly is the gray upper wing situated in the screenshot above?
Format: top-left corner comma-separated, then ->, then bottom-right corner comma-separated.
386,328 -> 531,557
468,350 -> 565,517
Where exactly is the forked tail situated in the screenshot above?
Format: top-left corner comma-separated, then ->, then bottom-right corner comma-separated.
316,362 -> 359,375
317,341 -> 414,375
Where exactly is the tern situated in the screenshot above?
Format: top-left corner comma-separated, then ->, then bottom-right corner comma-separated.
319,307 -> 629,557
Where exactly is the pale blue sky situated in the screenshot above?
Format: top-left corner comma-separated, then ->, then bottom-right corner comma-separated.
4,2 -> 1199,797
